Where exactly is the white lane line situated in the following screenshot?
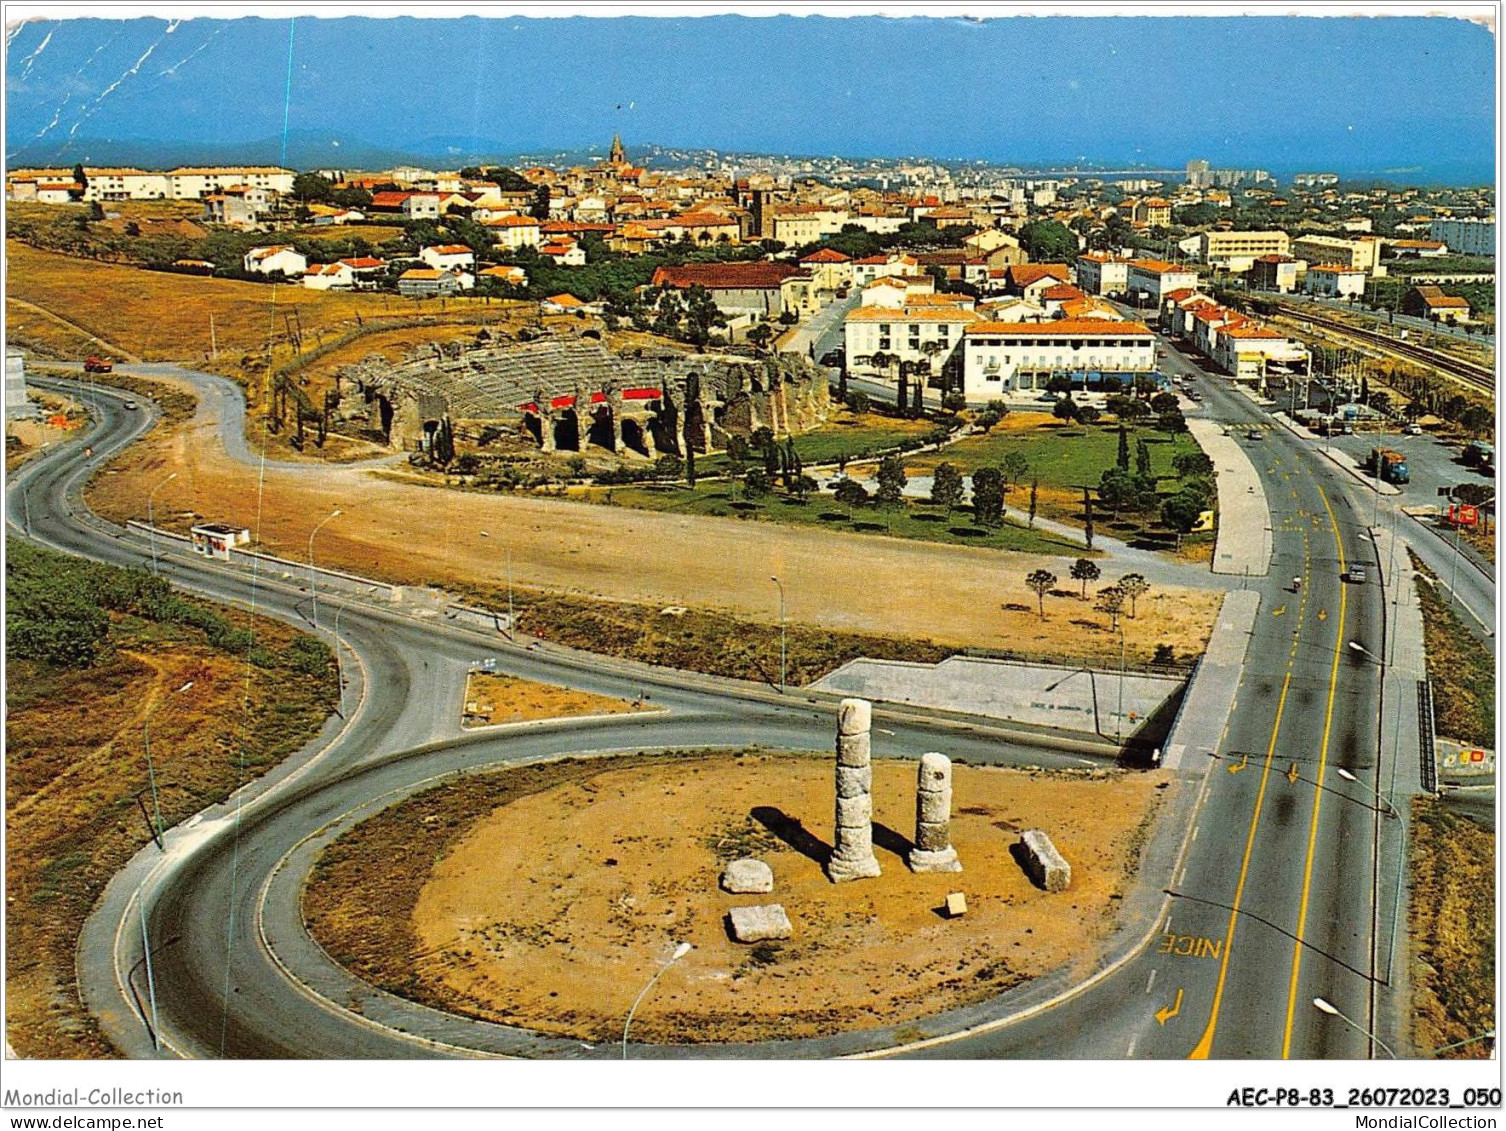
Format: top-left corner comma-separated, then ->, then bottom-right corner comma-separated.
1191,824 -> 1201,843
1146,968 -> 1158,995
1127,1035 -> 1139,1057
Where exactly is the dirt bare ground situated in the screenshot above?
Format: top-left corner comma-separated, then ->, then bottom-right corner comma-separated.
83,372 -> 1221,664
461,671 -> 654,727
304,750 -> 1168,1044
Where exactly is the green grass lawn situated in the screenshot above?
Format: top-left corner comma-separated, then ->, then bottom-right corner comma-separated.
592,480 -> 1082,555
910,419 -> 1205,493
695,410 -> 938,475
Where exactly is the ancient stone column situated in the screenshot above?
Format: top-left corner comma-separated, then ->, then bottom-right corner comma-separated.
908,752 -> 962,873
828,698 -> 882,883
604,381 -> 624,453
534,388 -> 556,453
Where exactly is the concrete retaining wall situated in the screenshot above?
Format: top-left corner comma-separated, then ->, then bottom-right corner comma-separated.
810,654 -> 1184,738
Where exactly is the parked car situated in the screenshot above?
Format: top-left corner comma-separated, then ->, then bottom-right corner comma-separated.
1246,430 -> 1263,440
1402,423 -> 1423,435
123,399 -> 139,410
84,356 -> 114,373
1347,564 -> 1367,584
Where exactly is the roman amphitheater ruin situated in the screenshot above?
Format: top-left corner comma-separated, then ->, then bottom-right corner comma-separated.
330,335 -> 833,458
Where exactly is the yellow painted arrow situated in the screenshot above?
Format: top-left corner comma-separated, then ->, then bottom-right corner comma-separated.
1228,752 -> 1250,774
1317,608 -> 1328,621
1155,987 -> 1184,1025
1272,605 -> 1286,617
1286,762 -> 1301,785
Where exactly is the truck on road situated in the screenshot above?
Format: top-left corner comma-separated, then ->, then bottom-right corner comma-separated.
83,356 -> 114,373
1370,447 -> 1410,485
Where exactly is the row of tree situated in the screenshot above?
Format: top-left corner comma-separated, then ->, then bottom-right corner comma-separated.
1023,563 -> 1152,628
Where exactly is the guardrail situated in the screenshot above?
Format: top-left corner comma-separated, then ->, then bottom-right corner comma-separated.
1417,679 -> 1439,795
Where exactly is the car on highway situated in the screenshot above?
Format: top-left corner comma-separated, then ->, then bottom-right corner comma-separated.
1246,429 -> 1263,440
123,399 -> 139,410
1347,564 -> 1367,584
1402,423 -> 1423,435
84,356 -> 114,373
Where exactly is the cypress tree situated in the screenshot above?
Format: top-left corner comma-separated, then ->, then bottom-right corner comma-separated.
1117,425 -> 1131,471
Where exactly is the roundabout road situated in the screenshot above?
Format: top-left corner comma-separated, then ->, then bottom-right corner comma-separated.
14,373 -> 1107,1061
12,354 -> 1442,1059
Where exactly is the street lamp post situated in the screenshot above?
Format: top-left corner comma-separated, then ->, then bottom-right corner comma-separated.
307,508 -> 342,629
1312,997 -> 1397,1059
769,574 -> 787,694
147,472 -> 178,576
140,893 -> 161,1052
1116,624 -> 1127,744
621,941 -> 691,1059
1430,1030 -> 1496,1058
142,680 -> 194,846
332,585 -> 381,716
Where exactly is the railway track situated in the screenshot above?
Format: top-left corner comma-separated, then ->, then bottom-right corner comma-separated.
1280,306 -> 1496,395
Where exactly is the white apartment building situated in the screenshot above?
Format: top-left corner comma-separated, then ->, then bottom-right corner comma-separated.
1074,253 -> 1131,297
843,306 -> 979,382
242,245 -> 307,277
851,253 -> 921,287
84,168 -> 170,200
420,244 -> 476,272
1291,233 -> 1381,274
166,167 -> 296,199
484,215 -> 542,250
1126,260 -> 1200,304
1429,216 -> 1495,257
1304,264 -> 1366,299
1194,230 -> 1292,270
960,319 -> 1155,400
7,164 -> 292,203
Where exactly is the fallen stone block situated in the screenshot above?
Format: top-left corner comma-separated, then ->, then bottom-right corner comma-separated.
1018,829 -> 1071,892
727,903 -> 793,943
721,857 -> 774,894
945,892 -> 968,919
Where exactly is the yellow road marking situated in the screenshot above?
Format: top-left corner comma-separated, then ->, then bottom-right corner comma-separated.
1190,493 -> 1313,1060
1187,668 -> 1294,1059
1286,761 -> 1301,785
1156,988 -> 1185,1025
1272,605 -> 1286,617
1227,752 -> 1250,774
1159,934 -> 1224,960
1281,483 -> 1349,1058
1318,608 -> 1328,621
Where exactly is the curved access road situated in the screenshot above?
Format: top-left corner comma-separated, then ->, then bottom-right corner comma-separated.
13,347 -> 1447,1060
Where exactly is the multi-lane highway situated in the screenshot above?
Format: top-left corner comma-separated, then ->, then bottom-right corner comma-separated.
10,343 -> 1476,1059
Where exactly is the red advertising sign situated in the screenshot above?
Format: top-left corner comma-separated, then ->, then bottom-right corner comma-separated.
1448,504 -> 1479,526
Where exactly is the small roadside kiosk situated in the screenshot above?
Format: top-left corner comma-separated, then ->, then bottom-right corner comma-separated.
190,522 -> 251,561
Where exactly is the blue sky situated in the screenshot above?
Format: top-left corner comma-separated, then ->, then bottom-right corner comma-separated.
3,13 -> 1496,176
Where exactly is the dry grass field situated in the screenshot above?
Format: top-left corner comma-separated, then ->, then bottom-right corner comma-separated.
83,401 -> 1222,669
5,547 -> 337,1058
305,750 -> 1169,1044
4,241 -> 506,373
1409,797 -> 1495,1058
461,671 -> 653,727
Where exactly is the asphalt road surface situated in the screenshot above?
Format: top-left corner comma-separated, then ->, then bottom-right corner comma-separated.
13,349 -> 1482,1059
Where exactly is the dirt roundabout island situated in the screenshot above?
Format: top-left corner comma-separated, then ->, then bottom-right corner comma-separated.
303,750 -> 1170,1045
